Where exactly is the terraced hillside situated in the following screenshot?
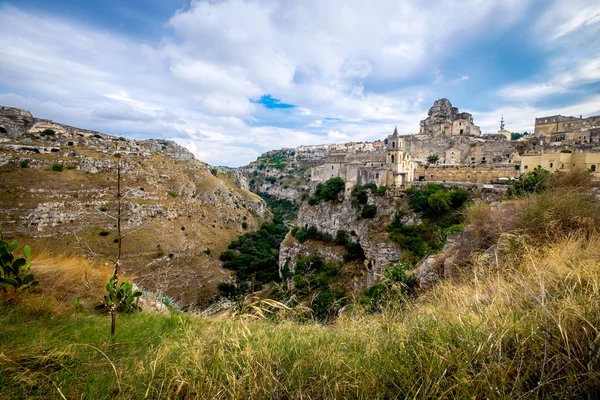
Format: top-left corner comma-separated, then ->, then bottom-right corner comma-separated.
0,106 -> 269,309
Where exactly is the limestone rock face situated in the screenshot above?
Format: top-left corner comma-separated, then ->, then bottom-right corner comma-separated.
0,106 -> 34,137
0,105 -> 269,308
280,193 -> 407,287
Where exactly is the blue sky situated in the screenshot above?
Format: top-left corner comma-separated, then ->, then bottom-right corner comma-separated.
1,0 -> 599,166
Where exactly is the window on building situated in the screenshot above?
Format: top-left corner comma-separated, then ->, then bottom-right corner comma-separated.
392,142 -> 395,148
332,166 -> 334,170
561,164 -> 564,169
460,129 -> 464,135
375,173 -> 379,179
550,163 -> 553,168
391,155 -> 395,163
524,165 -> 528,170
591,165 -> 596,172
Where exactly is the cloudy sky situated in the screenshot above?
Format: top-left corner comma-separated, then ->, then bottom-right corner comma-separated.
1,0 -> 599,166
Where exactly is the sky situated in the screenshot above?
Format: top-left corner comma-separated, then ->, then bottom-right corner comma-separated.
1,0 -> 599,166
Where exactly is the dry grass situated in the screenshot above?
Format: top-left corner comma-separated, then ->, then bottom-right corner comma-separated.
5,253 -> 132,314
2,233 -> 600,398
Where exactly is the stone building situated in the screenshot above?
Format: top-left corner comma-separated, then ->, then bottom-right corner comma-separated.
419,98 -> 481,136
521,150 -> 600,174
311,127 -> 415,191
534,114 -> 600,143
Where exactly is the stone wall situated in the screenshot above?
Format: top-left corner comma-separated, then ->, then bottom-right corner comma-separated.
415,165 -> 518,183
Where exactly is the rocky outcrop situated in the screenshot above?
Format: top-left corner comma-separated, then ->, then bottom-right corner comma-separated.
279,192 -> 409,287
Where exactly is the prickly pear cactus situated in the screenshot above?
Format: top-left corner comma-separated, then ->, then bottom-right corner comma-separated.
0,230 -> 38,291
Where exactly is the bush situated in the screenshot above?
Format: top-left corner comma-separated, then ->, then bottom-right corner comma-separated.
220,220 -> 288,285
295,226 -> 333,244
99,231 -> 110,237
0,235 -> 37,291
344,242 -> 365,261
41,128 -> 55,136
509,167 -> 550,196
334,230 -> 350,246
361,204 -> 377,219
351,183 -> 377,206
217,282 -> 240,299
210,168 -> 218,176
51,163 -> 64,172
308,177 -> 345,204
99,206 -> 107,212
167,190 -> 178,198
427,154 -> 439,164
19,159 -> 30,168
66,165 -> 77,170
242,222 -> 248,229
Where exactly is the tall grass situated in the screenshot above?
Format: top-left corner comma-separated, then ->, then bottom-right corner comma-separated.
2,233 -> 600,398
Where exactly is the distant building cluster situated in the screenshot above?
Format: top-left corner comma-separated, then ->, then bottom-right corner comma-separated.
309,98 -> 600,189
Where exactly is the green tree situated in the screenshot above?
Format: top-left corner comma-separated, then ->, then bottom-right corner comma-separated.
427,154 -> 439,164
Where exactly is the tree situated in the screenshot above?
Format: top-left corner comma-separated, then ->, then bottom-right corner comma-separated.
427,154 -> 439,164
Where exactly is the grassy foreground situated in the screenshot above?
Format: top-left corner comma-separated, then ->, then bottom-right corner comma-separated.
2,180 -> 600,399
1,235 -> 599,399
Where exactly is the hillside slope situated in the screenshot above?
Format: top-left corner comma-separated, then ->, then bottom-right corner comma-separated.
0,106 -> 269,307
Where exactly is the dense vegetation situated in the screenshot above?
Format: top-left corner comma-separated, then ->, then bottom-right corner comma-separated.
219,220 -> 288,288
257,192 -> 299,222
292,226 -> 366,263
388,183 -> 469,263
218,193 -> 299,296
255,149 -> 294,170
308,177 -> 345,205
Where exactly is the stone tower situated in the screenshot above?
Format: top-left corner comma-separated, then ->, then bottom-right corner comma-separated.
386,127 -> 414,187
419,98 -> 481,136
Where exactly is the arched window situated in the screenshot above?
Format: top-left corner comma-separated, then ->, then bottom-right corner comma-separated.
391,155 -> 395,163
392,142 -> 395,148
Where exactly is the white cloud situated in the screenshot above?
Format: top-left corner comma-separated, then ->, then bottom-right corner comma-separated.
2,1 -> 597,167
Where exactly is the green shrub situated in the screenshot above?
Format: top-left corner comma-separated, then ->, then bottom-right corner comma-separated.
361,204 -> 377,219
335,230 -> 350,246
220,220 -> 288,285
242,222 -> 248,229
308,177 -> 345,204
509,167 -> 550,196
0,234 -> 37,291
210,168 -> 218,176
51,163 -> 64,172
295,226 -> 333,243
344,242 -> 365,261
41,128 -> 55,136
427,154 -> 439,164
99,231 -> 110,237
99,206 -> 107,212
217,282 -> 240,299
560,148 -> 572,153
167,190 -> 178,198
19,159 -> 30,168
66,164 -> 77,170
95,280 -> 141,313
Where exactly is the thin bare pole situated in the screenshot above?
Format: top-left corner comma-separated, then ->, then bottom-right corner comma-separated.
110,152 -> 122,336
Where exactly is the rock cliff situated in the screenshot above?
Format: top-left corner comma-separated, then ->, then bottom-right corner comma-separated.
279,191 -> 410,288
